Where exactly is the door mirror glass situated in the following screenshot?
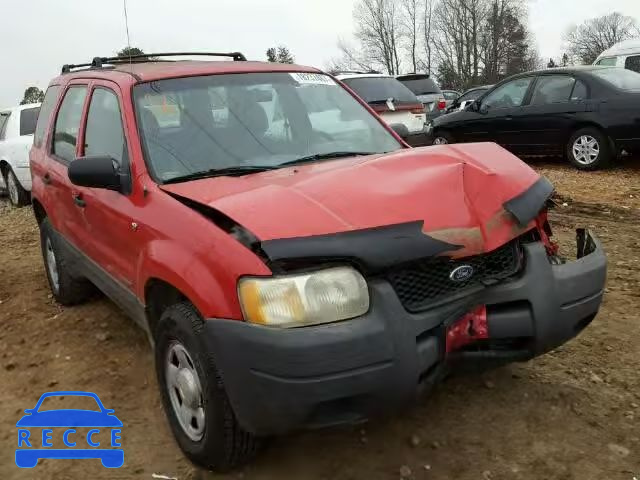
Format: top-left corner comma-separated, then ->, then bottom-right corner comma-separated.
478,102 -> 489,114
68,155 -> 122,191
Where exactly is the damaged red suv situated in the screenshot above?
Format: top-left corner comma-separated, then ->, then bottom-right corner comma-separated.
30,52 -> 607,471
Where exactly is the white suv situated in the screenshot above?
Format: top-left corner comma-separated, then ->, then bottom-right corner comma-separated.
0,103 -> 40,206
335,73 -> 429,146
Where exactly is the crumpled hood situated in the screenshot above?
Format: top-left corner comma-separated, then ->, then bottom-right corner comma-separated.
160,143 -> 547,258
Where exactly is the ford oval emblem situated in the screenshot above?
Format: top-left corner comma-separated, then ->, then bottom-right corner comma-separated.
449,265 -> 474,282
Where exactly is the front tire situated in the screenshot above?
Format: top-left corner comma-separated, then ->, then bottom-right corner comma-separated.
432,130 -> 454,145
155,302 -> 259,471
39,219 -> 93,305
566,127 -> 612,170
5,167 -> 30,207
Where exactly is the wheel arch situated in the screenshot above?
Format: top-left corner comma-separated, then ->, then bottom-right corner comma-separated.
31,198 -> 47,225
0,159 -> 9,177
567,122 -> 616,151
144,278 -> 192,339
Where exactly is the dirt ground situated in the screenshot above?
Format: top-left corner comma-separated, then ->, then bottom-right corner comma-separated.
1,159 -> 638,480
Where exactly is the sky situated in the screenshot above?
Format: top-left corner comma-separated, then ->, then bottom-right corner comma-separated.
1,0 -> 639,107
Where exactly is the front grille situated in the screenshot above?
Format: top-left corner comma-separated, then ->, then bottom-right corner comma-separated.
387,240 -> 522,312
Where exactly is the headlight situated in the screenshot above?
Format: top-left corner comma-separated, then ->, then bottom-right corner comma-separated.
238,267 -> 369,328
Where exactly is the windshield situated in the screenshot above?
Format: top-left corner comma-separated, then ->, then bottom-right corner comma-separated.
396,76 -> 441,96
341,77 -> 419,103
134,72 -> 402,183
591,67 -> 640,90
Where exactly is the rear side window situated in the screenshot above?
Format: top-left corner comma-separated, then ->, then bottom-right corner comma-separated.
52,86 -> 87,163
625,55 -> 640,73
342,77 -> 419,103
596,57 -> 617,66
19,107 -> 40,136
458,88 -> 487,104
530,76 -> 575,105
34,86 -> 61,147
0,113 -> 9,140
84,88 -> 127,168
397,76 -> 441,95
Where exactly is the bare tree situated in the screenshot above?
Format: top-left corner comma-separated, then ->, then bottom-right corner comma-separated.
565,12 -> 639,65
329,39 -> 377,73
401,0 -> 421,72
432,0 -> 486,89
421,0 -> 435,75
353,0 -> 403,74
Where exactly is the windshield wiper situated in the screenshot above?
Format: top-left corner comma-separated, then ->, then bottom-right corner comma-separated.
163,165 -> 276,184
278,151 -> 376,167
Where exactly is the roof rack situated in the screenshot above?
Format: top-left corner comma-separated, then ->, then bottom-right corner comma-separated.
61,51 -> 247,74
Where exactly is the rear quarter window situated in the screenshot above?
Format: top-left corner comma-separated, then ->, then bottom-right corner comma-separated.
19,107 -> 40,136
34,85 -> 61,147
625,55 -> 640,73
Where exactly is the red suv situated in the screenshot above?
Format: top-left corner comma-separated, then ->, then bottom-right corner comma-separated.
30,52 -> 607,471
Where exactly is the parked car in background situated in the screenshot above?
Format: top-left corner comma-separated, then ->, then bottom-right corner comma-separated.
430,66 -> 640,170
336,72 -> 429,146
594,39 -> 640,73
396,73 -> 447,120
445,85 -> 493,113
442,89 -> 461,108
0,103 -> 40,206
31,52 -> 606,471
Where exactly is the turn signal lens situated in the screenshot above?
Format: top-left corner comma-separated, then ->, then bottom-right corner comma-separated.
238,267 -> 369,328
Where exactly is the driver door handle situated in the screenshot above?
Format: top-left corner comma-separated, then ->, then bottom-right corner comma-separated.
73,193 -> 86,208
505,115 -> 513,120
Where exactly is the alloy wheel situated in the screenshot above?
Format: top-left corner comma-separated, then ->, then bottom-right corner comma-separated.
432,137 -> 449,145
572,135 -> 600,165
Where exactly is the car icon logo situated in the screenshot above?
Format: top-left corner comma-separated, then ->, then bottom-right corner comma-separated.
449,265 -> 474,282
15,391 -> 123,468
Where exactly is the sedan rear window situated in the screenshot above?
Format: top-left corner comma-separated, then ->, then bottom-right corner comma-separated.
592,68 -> 640,90
342,77 -> 419,104
396,76 -> 441,96
19,107 -> 40,136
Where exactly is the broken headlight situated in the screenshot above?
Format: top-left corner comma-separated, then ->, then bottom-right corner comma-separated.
238,267 -> 369,328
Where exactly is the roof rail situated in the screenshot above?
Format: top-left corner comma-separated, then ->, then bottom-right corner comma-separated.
61,51 -> 247,74
332,69 -> 383,76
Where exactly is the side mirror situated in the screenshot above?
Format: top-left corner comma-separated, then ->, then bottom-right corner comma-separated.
68,156 -> 122,192
389,123 -> 410,138
479,102 -> 489,114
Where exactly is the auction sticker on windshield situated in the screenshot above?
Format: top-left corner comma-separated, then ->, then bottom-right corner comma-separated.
290,72 -> 336,85
15,391 -> 123,468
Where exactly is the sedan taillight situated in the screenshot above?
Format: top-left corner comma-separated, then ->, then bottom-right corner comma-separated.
437,99 -> 447,110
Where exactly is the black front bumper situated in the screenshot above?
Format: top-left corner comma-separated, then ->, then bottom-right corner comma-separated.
204,233 -> 606,435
